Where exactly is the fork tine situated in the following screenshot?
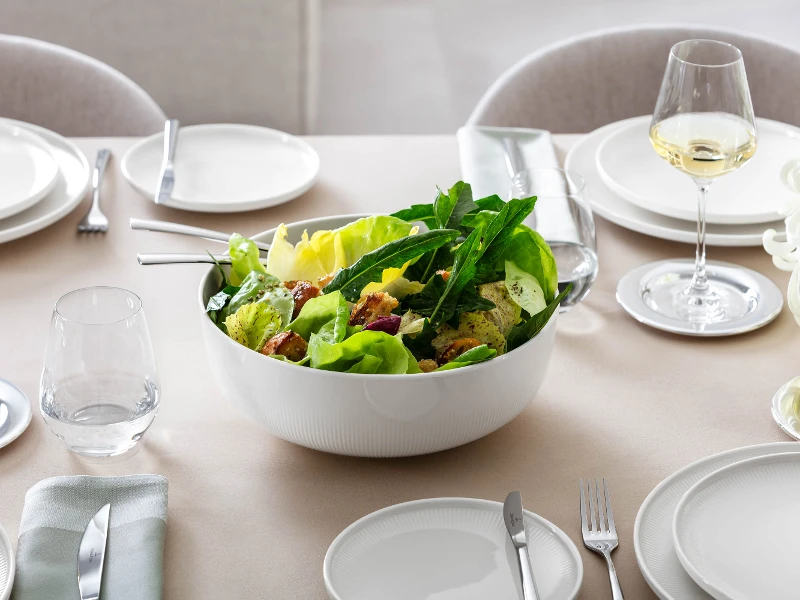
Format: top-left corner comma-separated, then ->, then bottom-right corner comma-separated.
604,479 -> 617,535
587,478 -> 597,532
579,479 -> 588,533
596,477 -> 606,532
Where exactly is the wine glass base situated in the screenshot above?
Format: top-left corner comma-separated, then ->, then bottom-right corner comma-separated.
617,259 -> 783,336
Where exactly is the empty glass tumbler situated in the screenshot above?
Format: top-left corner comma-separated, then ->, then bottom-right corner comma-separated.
40,287 -> 160,456
510,168 -> 598,309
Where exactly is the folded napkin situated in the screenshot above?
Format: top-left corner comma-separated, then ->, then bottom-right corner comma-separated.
458,125 -> 582,243
12,475 -> 168,600
456,125 -> 559,200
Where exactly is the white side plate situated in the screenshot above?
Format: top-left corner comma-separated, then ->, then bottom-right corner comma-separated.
564,118 -> 783,246
0,122 -> 58,220
0,520 -> 13,600
673,452 -> 800,600
596,116 -> 800,225
324,497 -> 582,600
0,119 -> 89,245
634,442 -> 800,600
0,379 -> 32,450
121,123 -> 320,213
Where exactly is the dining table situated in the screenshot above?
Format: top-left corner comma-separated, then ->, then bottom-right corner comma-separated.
0,133 -> 797,600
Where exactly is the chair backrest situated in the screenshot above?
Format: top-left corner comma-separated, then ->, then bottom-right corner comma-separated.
468,25 -> 800,133
0,35 -> 166,136
0,0 -> 318,134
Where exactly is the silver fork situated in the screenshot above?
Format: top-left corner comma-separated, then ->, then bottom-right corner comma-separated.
580,478 -> 624,600
77,149 -> 111,233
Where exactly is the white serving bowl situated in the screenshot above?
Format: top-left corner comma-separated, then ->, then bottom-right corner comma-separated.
199,214 -> 558,457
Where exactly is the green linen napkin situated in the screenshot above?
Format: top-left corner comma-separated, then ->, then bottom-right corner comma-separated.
11,475 -> 168,600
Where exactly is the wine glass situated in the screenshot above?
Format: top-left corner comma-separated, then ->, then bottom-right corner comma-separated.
646,39 -> 757,324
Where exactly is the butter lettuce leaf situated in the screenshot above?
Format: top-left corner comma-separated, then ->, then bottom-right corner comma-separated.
287,291 -> 350,344
225,302 -> 282,351
229,234 -> 267,286
220,270 -> 293,328
308,330 -> 410,374
504,260 -> 546,317
503,226 -> 558,303
266,216 -> 416,283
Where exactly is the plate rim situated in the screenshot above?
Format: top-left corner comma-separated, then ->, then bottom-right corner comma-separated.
0,520 -> 13,600
633,441 -> 800,600
0,122 -> 60,221
595,116 -> 800,226
120,122 -> 321,213
0,118 -> 91,244
0,379 -> 33,450
564,118 -> 778,247
323,496 -> 583,600
672,451 -> 800,600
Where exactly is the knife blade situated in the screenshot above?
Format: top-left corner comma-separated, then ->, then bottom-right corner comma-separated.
78,503 -> 111,600
503,491 -> 541,600
155,119 -> 180,204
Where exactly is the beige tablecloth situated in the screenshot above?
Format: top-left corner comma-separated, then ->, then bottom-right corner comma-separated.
0,134 -> 796,599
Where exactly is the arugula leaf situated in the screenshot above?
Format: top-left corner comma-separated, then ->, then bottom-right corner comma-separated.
323,229 -> 459,301
391,203 -> 434,222
473,196 -> 537,282
207,251 -> 230,287
428,228 -> 483,326
401,318 -> 438,360
405,275 -> 495,316
505,284 -> 572,351
206,284 -> 240,324
474,194 -> 506,212
435,182 -> 478,230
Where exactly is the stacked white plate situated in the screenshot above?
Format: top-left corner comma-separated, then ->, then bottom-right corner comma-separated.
635,442 -> 800,599
0,119 -> 91,244
564,115 -> 800,246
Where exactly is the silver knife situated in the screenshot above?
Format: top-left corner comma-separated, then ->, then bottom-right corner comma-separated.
503,491 -> 541,600
78,503 -> 111,600
155,119 -> 180,204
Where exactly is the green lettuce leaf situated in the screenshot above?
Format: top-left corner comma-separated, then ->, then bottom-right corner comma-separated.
221,270 -> 294,328
323,229 -> 459,302
435,344 -> 497,371
506,284 -> 571,351
308,330 -> 410,374
287,291 -> 350,344
225,302 -> 282,351
503,226 -> 558,303
504,260 -> 546,316
266,216 -> 415,283
229,234 -> 267,286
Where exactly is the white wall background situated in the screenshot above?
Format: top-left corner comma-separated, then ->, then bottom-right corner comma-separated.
316,0 -> 800,133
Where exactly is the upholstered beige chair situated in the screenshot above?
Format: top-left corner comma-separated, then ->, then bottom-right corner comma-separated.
468,25 -> 800,132
0,35 -> 166,136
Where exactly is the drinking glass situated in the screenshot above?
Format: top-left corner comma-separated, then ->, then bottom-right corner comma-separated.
40,287 -> 160,456
510,168 -> 598,309
647,39 -> 757,323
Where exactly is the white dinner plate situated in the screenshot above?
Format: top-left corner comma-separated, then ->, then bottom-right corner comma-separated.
0,119 -> 90,244
121,123 -> 320,212
596,116 -> 800,225
634,442 -> 800,600
564,118 -> 783,246
673,452 -> 800,600
0,520 -> 13,600
324,498 -> 582,600
0,122 -> 59,220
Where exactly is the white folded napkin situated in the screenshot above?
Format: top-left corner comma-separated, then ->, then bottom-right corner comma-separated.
456,125 -> 559,200
12,474 -> 168,600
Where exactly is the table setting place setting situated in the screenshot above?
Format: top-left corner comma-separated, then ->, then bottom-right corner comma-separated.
2,37 -> 800,600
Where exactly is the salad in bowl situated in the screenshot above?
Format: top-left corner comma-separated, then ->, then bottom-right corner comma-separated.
205,181 -> 568,375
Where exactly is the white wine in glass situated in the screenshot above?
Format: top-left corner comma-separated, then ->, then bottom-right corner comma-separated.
644,39 -> 758,325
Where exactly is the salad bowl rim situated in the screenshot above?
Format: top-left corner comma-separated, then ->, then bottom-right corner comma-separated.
198,212 -> 558,380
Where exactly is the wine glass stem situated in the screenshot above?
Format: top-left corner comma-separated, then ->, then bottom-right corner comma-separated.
690,180 -> 712,295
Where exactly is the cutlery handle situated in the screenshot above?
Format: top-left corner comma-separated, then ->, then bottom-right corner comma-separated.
129,218 -> 270,252
603,551 -> 624,600
91,149 -> 111,209
137,252 -> 235,265
163,119 -> 179,164
517,546 -> 541,600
